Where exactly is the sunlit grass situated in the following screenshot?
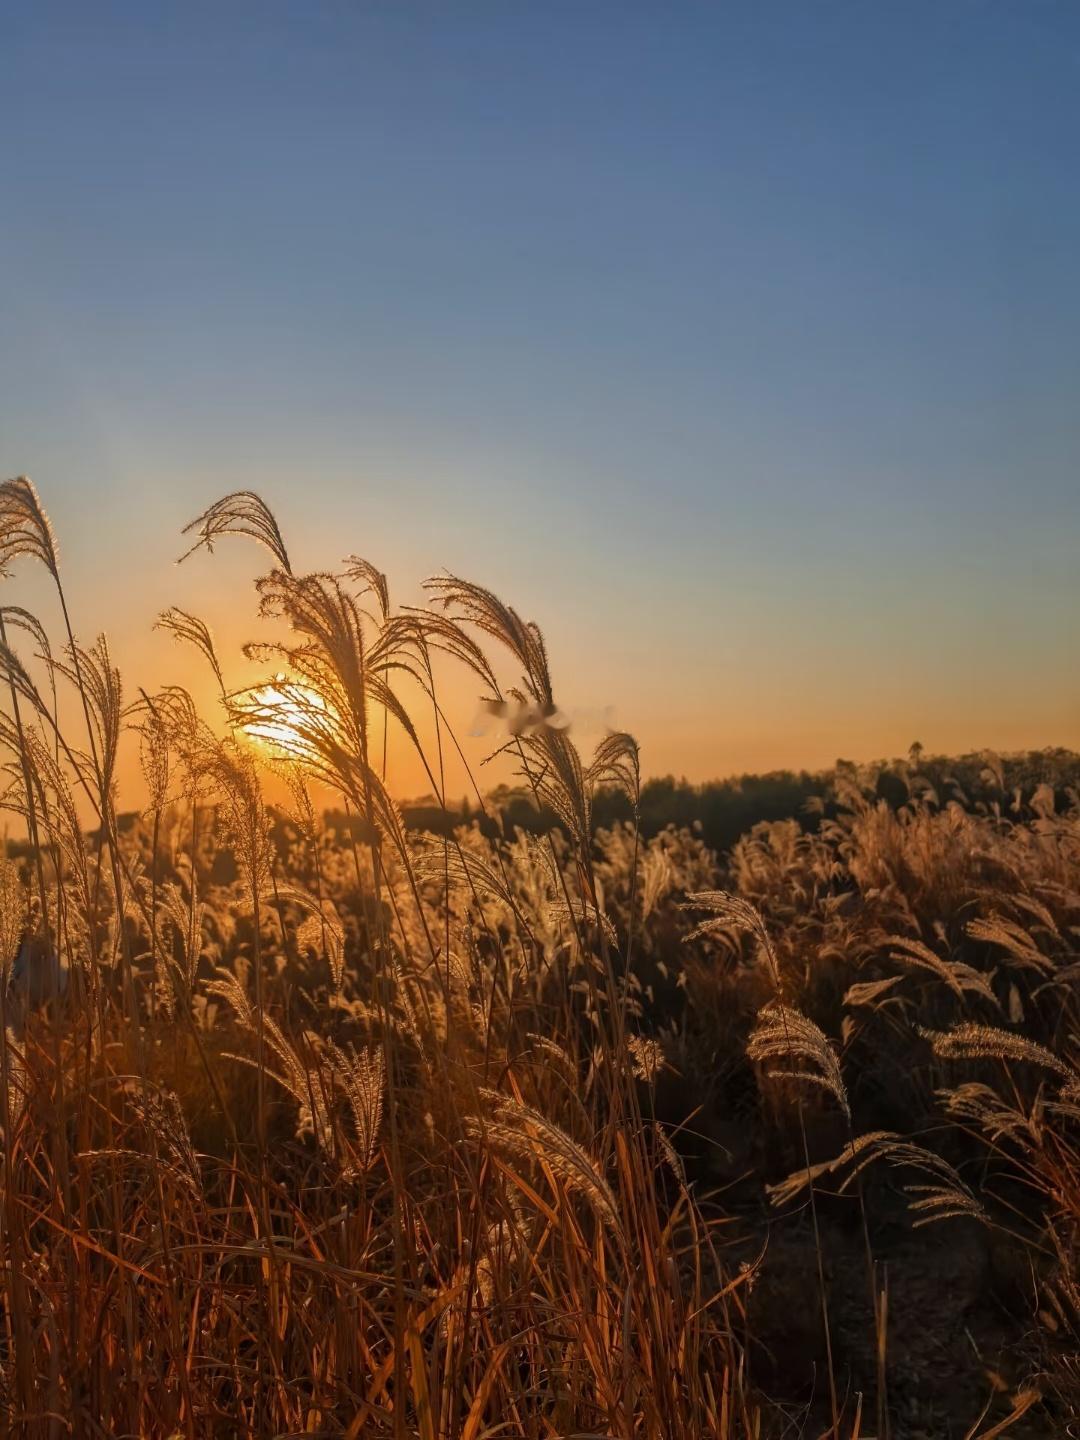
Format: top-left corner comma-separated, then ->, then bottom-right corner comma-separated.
0,475 -> 1074,1436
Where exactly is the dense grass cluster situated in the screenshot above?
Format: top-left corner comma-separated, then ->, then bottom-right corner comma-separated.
0,476 -> 1076,1437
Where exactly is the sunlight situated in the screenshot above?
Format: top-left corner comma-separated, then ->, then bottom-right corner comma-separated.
235,674 -> 330,760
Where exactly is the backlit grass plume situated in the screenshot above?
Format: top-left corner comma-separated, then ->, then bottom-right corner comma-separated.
747,1002 -> 850,1118
179,488 -> 292,572
0,477 -> 59,579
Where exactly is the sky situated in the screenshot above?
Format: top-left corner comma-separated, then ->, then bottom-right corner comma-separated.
2,2 -> 1079,800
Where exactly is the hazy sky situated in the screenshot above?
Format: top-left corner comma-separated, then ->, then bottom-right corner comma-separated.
3,2 -> 1079,797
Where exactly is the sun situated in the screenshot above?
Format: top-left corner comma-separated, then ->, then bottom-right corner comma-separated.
235,674 -> 330,759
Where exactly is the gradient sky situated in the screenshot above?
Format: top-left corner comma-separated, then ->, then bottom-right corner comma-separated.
3,2 -> 1079,799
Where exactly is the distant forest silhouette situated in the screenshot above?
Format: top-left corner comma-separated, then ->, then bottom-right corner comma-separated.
358,746 -> 1080,856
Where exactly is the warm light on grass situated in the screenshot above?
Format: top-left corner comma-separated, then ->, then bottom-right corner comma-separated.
0,476 -> 1074,1436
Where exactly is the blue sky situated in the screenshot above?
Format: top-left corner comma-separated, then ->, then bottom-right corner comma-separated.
3,2 -> 1078,789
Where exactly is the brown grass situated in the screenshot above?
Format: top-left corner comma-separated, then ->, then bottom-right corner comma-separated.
0,474 -> 1076,1437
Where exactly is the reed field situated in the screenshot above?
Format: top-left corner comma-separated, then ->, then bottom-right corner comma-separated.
0,474 -> 1077,1438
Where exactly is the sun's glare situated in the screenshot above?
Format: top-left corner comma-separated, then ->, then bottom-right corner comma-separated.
236,675 -> 330,759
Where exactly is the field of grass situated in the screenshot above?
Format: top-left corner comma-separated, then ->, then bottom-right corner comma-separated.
0,476 -> 1076,1437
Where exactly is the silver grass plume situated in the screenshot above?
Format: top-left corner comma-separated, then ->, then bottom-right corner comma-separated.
0,852 -> 25,971
276,883 -> 346,991
747,1003 -> 849,1118
468,1087 -> 622,1238
156,608 -> 226,700
843,976 -> 904,1009
0,477 -> 59,579
179,489 -> 291,572
343,556 -> 390,624
422,577 -> 597,850
885,934 -> 1000,1007
682,891 -> 782,990
322,1039 -> 384,1175
588,731 -> 641,813
922,1021 -> 1078,1087
965,916 -> 1055,976
136,692 -> 173,816
767,1129 -> 985,1227
50,636 -> 123,800
206,742 -> 274,898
